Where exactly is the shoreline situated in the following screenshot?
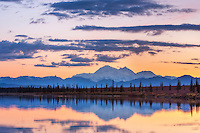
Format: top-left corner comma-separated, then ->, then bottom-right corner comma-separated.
1,91 -> 200,105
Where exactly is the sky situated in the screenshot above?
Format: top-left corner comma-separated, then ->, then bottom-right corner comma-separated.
0,0 -> 200,78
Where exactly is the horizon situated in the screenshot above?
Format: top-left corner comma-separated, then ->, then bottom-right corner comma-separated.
0,0 -> 200,79
0,65 -> 197,79
0,65 -> 198,80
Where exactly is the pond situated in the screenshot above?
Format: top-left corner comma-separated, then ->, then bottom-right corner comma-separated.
0,95 -> 199,133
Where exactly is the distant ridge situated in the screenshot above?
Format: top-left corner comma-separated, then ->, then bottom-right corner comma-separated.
0,65 -> 199,88
73,65 -> 156,82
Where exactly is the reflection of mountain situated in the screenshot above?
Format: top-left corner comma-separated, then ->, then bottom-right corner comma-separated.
0,66 -> 198,88
0,96 -> 192,121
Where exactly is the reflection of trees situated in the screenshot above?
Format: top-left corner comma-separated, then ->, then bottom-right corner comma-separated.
1,95 -> 200,115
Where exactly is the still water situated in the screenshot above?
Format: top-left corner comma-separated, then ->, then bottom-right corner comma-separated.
0,95 -> 200,133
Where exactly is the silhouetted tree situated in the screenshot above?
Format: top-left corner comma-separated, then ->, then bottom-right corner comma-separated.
169,84 -> 171,91
196,79 -> 200,93
160,82 -> 163,91
130,83 -> 133,92
112,80 -> 115,92
105,84 -> 108,92
190,78 -> 194,92
149,84 -> 153,92
139,82 -> 142,92
95,84 -> 98,92
176,80 -> 181,93
120,85 -> 124,92
85,86 -> 88,93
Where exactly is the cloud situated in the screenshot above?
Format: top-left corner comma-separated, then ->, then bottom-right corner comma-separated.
1,39 -> 200,61
42,12 -> 71,20
35,61 -> 92,67
15,34 -> 28,38
173,62 -> 200,65
35,119 -> 128,133
148,51 -> 157,56
191,58 -> 199,61
52,61 -> 91,67
35,119 -> 90,126
34,64 -> 57,68
30,18 -> 46,24
95,54 -> 130,62
73,24 -> 200,35
44,0 -> 195,19
62,54 -> 94,62
0,125 -> 33,133
49,38 -> 71,42
96,125 -> 128,133
163,61 -> 200,65
0,0 -> 21,2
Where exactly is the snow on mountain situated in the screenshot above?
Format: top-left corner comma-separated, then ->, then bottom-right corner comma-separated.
73,65 -> 156,82
135,71 -> 156,79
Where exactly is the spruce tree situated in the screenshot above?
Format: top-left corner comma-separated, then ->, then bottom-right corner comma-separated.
149,84 -> 153,92
169,84 -> 171,91
190,78 -> 194,92
176,80 -> 181,93
196,79 -> 200,93
120,85 -> 124,92
139,82 -> 142,92
160,82 -> 163,91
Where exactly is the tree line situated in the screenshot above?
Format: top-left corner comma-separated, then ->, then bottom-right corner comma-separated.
0,79 -> 200,94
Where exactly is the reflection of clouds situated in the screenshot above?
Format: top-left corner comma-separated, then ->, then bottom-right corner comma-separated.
35,119 -> 91,126
96,125 -> 129,133
0,125 -> 34,133
35,119 -> 129,133
164,122 -> 200,127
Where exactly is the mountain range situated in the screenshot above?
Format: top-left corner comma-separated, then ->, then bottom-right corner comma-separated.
0,65 -> 198,88
73,65 -> 156,82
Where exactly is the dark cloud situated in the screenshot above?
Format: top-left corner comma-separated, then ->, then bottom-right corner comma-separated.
163,61 -> 200,65
191,58 -> 199,61
96,54 -> 130,62
35,119 -> 90,126
148,51 -> 157,56
35,61 -> 92,67
64,125 -> 92,132
15,34 -> 28,38
96,125 -> 128,133
35,119 -> 127,133
0,0 -> 21,2
49,38 -> 71,42
34,64 -> 57,68
73,24 -> 200,35
30,18 -> 46,24
1,39 -> 200,61
0,125 -> 33,133
52,61 -> 91,67
173,62 -> 200,65
62,54 -> 94,62
42,0 -> 196,19
42,12 -> 71,20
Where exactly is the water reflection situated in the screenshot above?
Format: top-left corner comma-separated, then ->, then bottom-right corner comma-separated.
0,95 -> 200,133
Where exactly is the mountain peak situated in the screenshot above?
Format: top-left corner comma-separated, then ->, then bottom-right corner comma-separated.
119,66 -> 135,74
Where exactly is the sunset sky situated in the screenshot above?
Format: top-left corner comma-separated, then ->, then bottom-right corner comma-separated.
0,0 -> 200,78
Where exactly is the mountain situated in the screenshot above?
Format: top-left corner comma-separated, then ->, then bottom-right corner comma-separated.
0,65 -> 199,88
134,71 -> 156,79
74,65 -> 156,82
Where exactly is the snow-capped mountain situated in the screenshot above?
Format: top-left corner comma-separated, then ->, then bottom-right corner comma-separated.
73,65 -> 156,82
